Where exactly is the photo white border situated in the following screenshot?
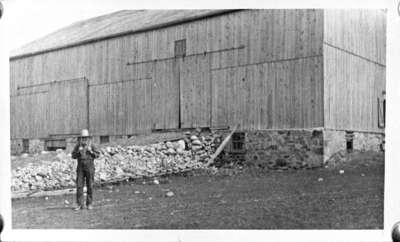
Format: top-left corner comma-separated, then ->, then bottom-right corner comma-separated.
0,0 -> 398,241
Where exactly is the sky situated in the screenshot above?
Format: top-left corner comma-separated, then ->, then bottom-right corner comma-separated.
4,0 -> 152,52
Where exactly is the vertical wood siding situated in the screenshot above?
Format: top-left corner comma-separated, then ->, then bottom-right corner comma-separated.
180,55 -> 211,128
89,79 -> 152,135
324,9 -> 386,65
151,59 -> 180,130
324,45 -> 385,132
48,79 -> 88,135
10,9 -> 324,138
10,93 -> 48,139
211,56 -> 323,129
323,9 -> 386,132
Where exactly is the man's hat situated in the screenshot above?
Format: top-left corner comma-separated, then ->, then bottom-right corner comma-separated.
79,129 -> 91,137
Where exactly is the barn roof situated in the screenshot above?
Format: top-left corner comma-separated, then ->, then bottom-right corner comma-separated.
10,9 -> 238,60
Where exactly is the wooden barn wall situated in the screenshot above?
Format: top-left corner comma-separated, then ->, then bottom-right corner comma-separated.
211,56 -> 323,130
323,9 -> 386,132
48,79 -> 88,135
10,93 -> 48,139
10,9 -> 324,139
324,46 -> 385,132
324,9 -> 386,65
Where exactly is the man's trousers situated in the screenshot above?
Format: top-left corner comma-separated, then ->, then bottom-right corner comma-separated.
76,163 -> 94,206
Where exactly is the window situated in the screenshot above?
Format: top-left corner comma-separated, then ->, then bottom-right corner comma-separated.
22,139 -> 29,153
231,132 -> 246,153
174,39 -> 186,57
345,131 -> 354,152
378,91 -> 386,128
100,136 -> 110,144
45,139 -> 66,151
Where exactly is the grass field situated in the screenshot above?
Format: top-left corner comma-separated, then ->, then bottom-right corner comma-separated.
12,152 -> 384,229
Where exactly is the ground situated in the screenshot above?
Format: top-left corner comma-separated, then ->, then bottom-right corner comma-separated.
12,152 -> 384,229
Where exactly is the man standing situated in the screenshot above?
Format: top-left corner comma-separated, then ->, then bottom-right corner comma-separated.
72,129 -> 100,210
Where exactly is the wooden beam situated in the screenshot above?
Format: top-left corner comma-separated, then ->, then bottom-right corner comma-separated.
206,124 -> 239,166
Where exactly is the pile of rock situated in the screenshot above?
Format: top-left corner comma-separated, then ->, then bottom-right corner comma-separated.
11,131 -> 224,193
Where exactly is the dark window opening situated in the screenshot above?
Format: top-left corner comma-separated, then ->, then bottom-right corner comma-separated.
231,132 -> 246,153
345,131 -> 354,152
45,139 -> 66,151
346,140 -> 353,151
100,136 -> 110,144
174,39 -> 186,57
22,139 -> 29,153
46,146 -> 66,151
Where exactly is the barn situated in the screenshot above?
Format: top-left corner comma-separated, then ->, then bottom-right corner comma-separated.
9,9 -> 386,166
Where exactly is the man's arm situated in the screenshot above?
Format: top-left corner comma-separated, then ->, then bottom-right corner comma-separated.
71,143 -> 81,159
88,143 -> 100,159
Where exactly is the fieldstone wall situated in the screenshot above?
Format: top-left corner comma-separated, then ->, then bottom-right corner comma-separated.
323,130 -> 384,162
11,139 -> 46,155
240,130 -> 324,169
323,130 -> 346,162
110,135 -> 128,143
353,132 -> 384,152
11,130 -> 384,165
29,139 -> 45,154
11,139 -> 23,155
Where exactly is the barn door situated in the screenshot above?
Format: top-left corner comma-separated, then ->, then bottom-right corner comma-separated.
48,78 -> 88,135
151,59 -> 180,130
179,54 -> 211,128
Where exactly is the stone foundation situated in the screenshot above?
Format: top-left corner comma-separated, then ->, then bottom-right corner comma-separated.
10,139 -> 23,155
11,139 -> 45,155
353,132 -> 384,152
30,139 -> 45,154
224,129 -> 383,167
222,129 -> 324,168
11,129 -> 384,166
323,130 -> 384,162
322,130 -> 346,162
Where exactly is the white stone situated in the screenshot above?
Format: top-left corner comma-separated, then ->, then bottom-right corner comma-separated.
167,148 -> 176,155
192,145 -> 202,152
176,140 -> 186,150
339,170 -> 344,174
166,191 -> 174,197
192,140 -> 202,146
176,148 -> 184,155
166,142 -> 174,149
